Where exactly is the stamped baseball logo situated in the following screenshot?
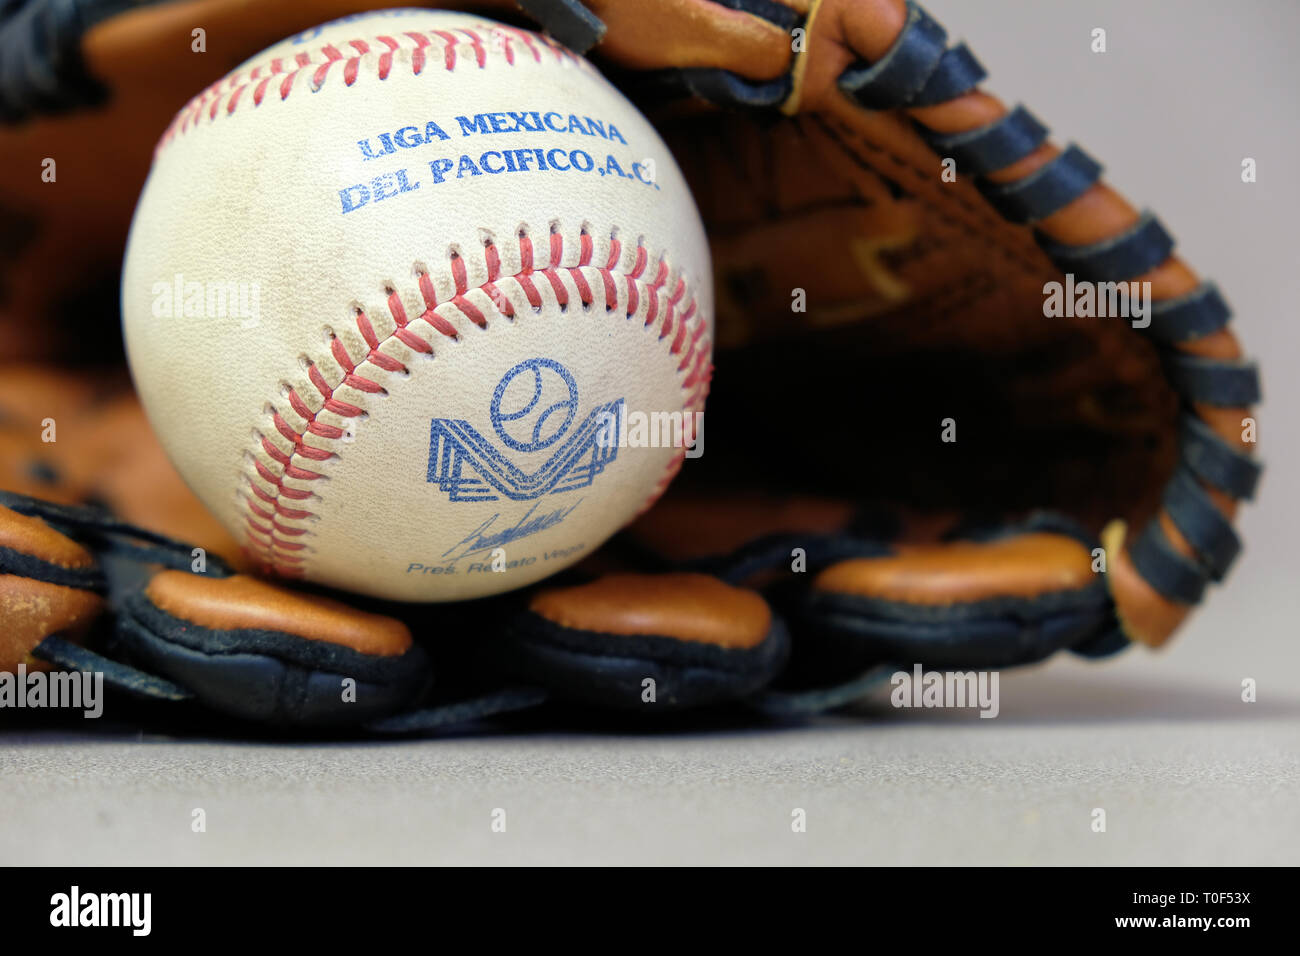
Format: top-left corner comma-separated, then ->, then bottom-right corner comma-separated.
121,9 -> 713,600
426,357 -> 624,502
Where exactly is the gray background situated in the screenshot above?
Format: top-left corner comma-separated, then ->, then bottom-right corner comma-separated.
3,0 -> 1297,865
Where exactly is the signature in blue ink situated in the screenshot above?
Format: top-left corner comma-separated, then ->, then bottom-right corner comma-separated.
441,499 -> 584,561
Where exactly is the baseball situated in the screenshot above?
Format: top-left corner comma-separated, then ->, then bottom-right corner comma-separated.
122,9 -> 712,601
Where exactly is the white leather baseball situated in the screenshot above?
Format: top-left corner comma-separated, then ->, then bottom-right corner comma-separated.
122,9 -> 712,601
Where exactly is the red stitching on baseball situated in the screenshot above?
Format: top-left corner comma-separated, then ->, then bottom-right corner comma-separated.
157,24 -> 581,151
240,231 -> 712,576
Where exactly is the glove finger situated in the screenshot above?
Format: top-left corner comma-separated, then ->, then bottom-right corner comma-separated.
0,503 -> 106,673
114,570 -> 431,726
575,0 -> 796,76
806,527 -> 1118,671
513,571 -> 789,710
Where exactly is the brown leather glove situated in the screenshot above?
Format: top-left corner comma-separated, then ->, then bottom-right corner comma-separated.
0,0 -> 1261,731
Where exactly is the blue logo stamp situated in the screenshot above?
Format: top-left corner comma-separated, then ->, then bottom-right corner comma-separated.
428,358 -> 623,502
491,358 -> 578,453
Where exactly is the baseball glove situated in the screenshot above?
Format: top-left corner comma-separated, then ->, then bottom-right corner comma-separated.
0,0 -> 1261,732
